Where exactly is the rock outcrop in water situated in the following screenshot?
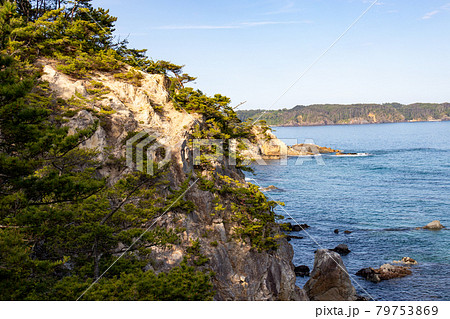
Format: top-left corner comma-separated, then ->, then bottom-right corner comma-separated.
40,61 -> 307,301
294,265 -> 310,277
423,220 -> 445,230
330,244 -> 351,256
393,257 -> 418,265
240,127 -> 341,160
356,264 -> 413,283
304,250 -> 357,301
260,185 -> 280,192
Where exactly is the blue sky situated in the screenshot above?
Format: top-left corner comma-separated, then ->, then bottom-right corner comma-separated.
93,0 -> 450,110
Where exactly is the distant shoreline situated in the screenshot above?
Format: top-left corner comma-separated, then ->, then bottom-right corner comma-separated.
237,103 -> 450,127
269,118 -> 450,128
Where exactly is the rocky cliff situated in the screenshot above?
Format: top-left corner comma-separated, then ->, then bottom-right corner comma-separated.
39,60 -> 307,300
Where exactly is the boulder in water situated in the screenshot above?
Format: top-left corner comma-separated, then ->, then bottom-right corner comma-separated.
356,264 -> 412,282
304,250 -> 357,301
423,220 -> 445,230
334,229 -> 339,234
344,230 -> 352,234
356,268 -> 380,283
393,257 -> 418,265
377,264 -> 412,280
260,185 -> 280,192
330,244 -> 351,256
294,265 -> 310,277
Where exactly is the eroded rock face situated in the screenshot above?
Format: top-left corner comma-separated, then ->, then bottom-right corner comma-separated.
304,250 -> 357,301
39,61 -> 307,301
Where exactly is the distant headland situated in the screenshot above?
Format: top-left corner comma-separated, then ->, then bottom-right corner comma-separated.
237,103 -> 450,127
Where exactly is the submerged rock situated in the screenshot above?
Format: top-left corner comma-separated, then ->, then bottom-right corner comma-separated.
287,235 -> 304,240
335,152 -> 358,156
343,230 -> 352,234
393,257 -> 418,265
282,222 -> 310,232
423,220 -> 445,230
330,244 -> 351,256
294,265 -> 310,277
304,249 -> 357,301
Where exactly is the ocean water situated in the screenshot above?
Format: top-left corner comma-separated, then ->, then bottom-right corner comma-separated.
246,121 -> 450,301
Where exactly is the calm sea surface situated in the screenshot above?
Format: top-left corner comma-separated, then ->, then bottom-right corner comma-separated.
247,121 -> 450,301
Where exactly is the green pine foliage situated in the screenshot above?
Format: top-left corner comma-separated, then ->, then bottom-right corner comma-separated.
58,263 -> 214,301
198,173 -> 285,252
173,87 -> 256,171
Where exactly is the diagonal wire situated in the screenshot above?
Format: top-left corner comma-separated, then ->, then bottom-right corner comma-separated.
246,177 -> 379,301
76,178 -> 200,301
251,0 -> 379,125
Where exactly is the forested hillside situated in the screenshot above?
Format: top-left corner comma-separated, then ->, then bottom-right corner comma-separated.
237,103 -> 450,126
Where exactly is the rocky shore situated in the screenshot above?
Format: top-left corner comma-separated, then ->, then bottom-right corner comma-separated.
240,127 -> 344,160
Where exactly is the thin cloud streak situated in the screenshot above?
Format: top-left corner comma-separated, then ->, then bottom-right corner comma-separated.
422,10 -> 440,20
262,1 -> 300,15
421,2 -> 450,20
153,20 -> 312,30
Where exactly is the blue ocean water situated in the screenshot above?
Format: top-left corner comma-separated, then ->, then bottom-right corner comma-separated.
247,121 -> 450,301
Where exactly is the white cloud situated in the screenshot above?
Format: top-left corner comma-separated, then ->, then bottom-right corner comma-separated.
421,3 -> 450,20
422,10 -> 440,20
153,21 -> 311,30
155,25 -> 239,30
263,1 -> 300,15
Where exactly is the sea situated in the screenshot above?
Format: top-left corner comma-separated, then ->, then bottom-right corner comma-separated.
246,121 -> 450,301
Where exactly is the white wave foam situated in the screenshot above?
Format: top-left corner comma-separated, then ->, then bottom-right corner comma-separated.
332,153 -> 371,157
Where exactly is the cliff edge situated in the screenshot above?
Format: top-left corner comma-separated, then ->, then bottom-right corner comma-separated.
40,61 -> 307,300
